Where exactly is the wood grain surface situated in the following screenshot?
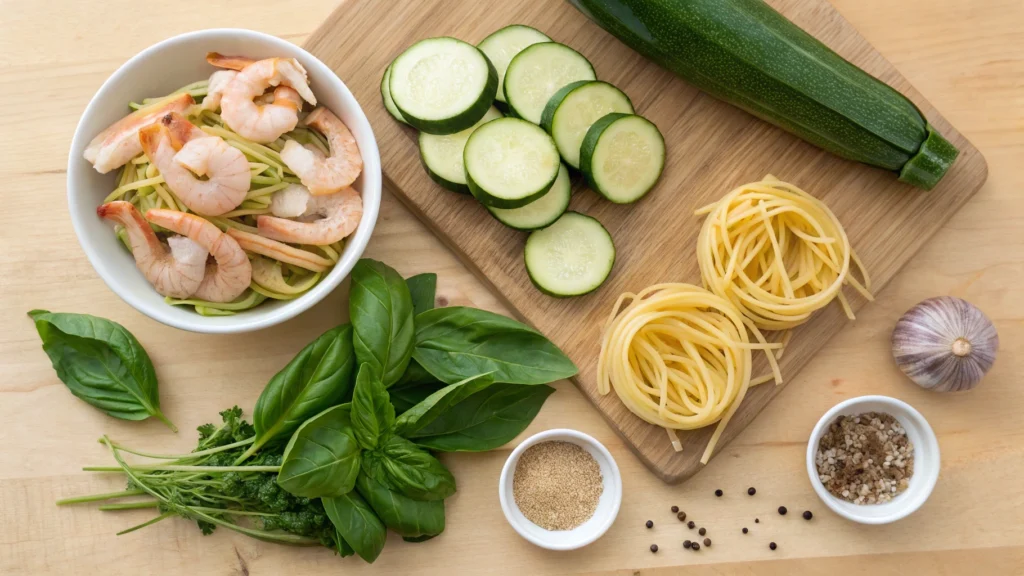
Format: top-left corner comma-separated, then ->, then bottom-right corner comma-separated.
1,0 -> 1022,574
303,0 -> 988,482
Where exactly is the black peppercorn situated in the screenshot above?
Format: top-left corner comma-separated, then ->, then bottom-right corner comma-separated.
755,518 -> 760,523
687,521 -> 695,529
671,505 -> 679,513
748,487 -> 756,496
769,542 -> 777,551
691,542 -> 701,551
646,520 -> 654,529
676,511 -> 687,522
803,510 -> 813,520
742,527 -> 748,534
683,540 -> 691,549
704,538 -> 711,547
714,489 -> 723,497
778,506 -> 788,515
698,527 -> 706,536
650,544 -> 658,553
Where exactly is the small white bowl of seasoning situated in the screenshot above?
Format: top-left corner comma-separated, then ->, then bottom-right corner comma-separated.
807,395 -> 940,525
499,429 -> 622,550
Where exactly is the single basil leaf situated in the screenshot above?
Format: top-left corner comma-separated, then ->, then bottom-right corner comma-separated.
391,359 -> 438,389
335,530 -> 355,557
390,381 -> 448,415
27,310 -> 175,431
323,491 -> 387,563
355,472 -> 445,538
350,259 -> 415,387
402,534 -> 437,543
405,273 -> 437,316
374,435 -> 455,501
412,307 -> 577,385
277,404 -> 361,498
411,384 -> 555,452
351,363 -> 395,450
393,373 -> 495,437
247,324 -> 356,458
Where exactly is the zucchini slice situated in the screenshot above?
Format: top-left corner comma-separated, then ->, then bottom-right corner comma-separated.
380,63 -> 408,125
419,107 -> 503,193
389,37 -> 498,135
580,113 -> 665,204
540,80 -> 634,168
503,42 -> 596,125
464,117 -> 560,208
489,163 -> 571,230
477,24 -> 551,104
525,212 -> 615,297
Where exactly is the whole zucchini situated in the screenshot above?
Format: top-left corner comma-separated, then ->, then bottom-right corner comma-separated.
568,0 -> 958,190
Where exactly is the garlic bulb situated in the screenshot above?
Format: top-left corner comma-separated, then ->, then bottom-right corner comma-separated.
891,296 -> 998,392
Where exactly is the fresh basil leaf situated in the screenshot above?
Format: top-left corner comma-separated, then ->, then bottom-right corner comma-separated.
412,307 -> 577,385
27,310 -> 175,431
323,491 -> 387,563
335,530 -> 355,557
372,435 -> 455,501
405,273 -> 437,316
350,259 -> 415,387
390,381 -> 447,415
410,384 -> 555,452
393,373 -> 495,437
247,324 -> 356,458
402,534 -> 437,543
391,358 -> 439,389
355,472 -> 445,538
277,404 -> 361,498
351,363 -> 395,450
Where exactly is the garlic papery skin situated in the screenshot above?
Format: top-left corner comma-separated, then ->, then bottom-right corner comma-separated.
892,296 -> 999,392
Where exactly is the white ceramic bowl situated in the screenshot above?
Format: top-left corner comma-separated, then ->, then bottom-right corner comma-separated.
806,395 -> 940,524
67,29 -> 381,333
498,429 -> 622,550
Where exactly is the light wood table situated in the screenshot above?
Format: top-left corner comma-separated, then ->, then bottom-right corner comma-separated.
1,1 -> 1021,574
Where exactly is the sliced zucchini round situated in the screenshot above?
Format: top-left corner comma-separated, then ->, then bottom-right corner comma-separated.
503,42 -> 596,125
580,113 -> 665,204
525,212 -> 615,297
489,163 -> 571,230
380,63 -> 408,125
465,117 -> 560,208
389,37 -> 498,135
540,81 -> 634,169
419,107 -> 503,193
477,24 -> 551,104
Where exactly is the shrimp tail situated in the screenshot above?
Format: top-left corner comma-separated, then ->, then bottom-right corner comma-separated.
206,52 -> 257,71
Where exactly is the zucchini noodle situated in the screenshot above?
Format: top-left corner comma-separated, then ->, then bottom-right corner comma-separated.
597,283 -> 782,464
111,79 -> 343,316
695,176 -> 873,332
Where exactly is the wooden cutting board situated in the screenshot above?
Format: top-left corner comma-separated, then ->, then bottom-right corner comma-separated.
305,0 -> 988,483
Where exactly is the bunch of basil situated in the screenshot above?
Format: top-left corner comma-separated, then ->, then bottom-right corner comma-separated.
241,258 -> 578,562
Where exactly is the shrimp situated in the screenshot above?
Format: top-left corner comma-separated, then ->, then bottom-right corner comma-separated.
202,70 -> 238,112
139,112 -> 249,216
206,52 -> 256,71
226,228 -> 333,272
219,57 -> 316,143
280,107 -> 363,195
257,185 -> 362,246
84,93 -> 194,174
97,201 -> 207,299
145,209 -> 252,303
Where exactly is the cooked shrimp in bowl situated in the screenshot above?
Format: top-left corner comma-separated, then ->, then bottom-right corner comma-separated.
85,51 -> 365,316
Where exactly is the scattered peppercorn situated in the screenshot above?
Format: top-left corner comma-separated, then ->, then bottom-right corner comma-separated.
715,489 -> 723,497
650,544 -> 658,553
698,527 -> 706,536
671,505 -> 679,513
646,520 -> 653,529
803,510 -> 813,520
748,487 -> 756,496
691,542 -> 701,551
755,518 -> 760,523
687,521 -> 695,529
742,527 -> 748,534
778,506 -> 787,515
676,511 -> 687,522
769,542 -> 777,550
683,540 -> 692,549
704,538 -> 712,547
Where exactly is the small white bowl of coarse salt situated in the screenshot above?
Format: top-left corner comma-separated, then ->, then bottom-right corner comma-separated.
806,395 -> 940,525
498,429 -> 622,550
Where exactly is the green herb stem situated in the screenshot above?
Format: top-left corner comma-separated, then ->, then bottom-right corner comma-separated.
83,465 -> 280,473
56,489 -> 147,505
99,500 -> 161,511
116,511 -> 176,535
103,436 -> 255,460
